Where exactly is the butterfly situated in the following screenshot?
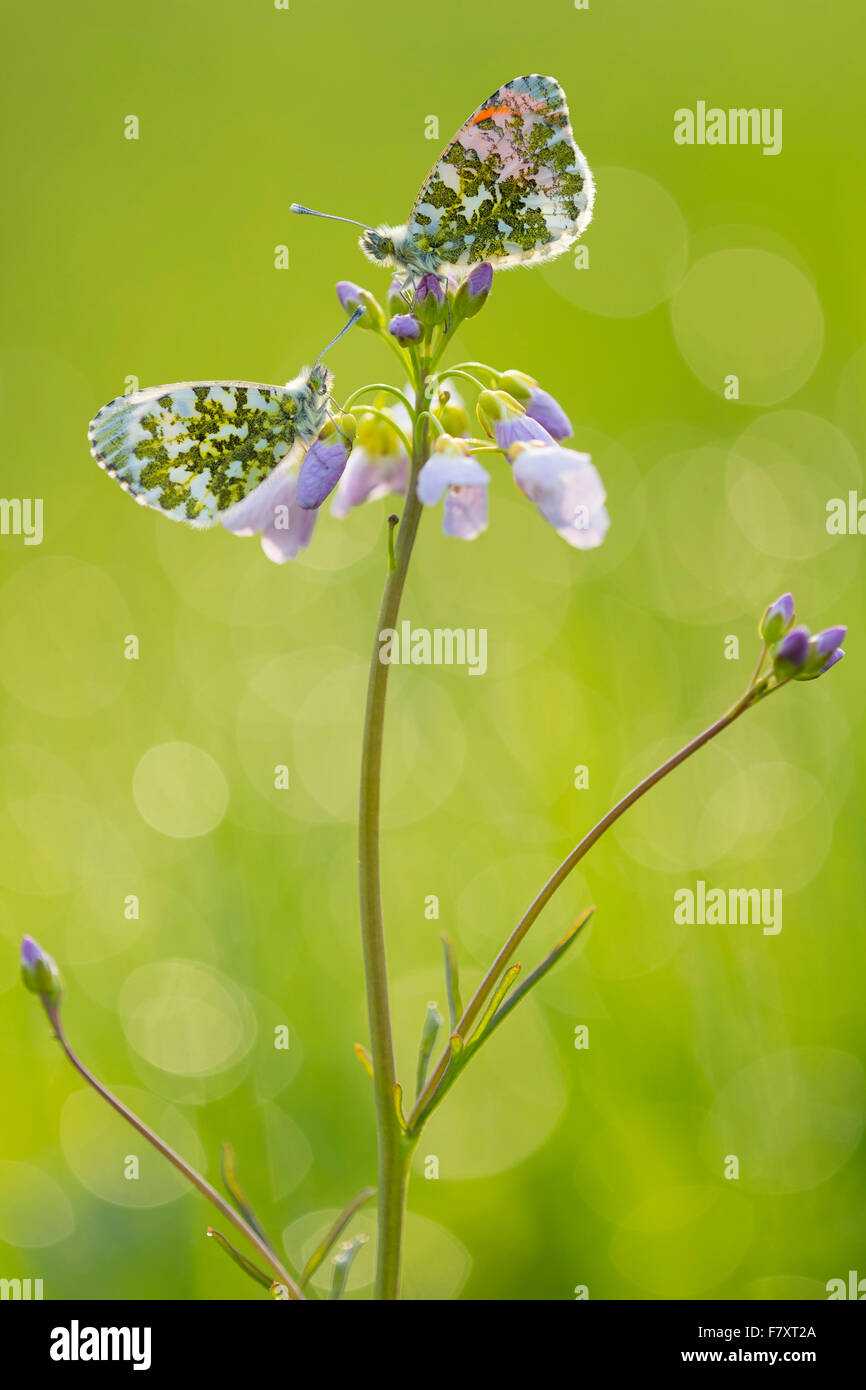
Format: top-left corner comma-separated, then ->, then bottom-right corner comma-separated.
87,309 -> 363,527
291,74 -> 594,284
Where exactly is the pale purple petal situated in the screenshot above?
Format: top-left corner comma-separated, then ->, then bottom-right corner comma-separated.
220,456 -> 297,536
260,472 -> 318,563
330,447 -> 408,516
443,484 -> 488,540
417,454 -> 490,506
296,437 -> 351,510
494,415 -> 555,450
513,446 -> 609,549
525,388 -> 572,442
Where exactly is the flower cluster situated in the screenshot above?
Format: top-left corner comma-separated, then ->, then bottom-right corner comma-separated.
226,264 -> 608,562
753,592 -> 846,695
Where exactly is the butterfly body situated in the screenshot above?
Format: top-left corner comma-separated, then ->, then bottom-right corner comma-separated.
358,74 -> 594,279
88,366 -> 332,527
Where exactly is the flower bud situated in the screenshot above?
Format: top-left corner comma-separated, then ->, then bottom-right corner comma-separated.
476,389 -> 555,449
760,592 -> 795,645
795,625 -> 847,680
436,400 -> 470,437
772,625 -> 811,679
296,416 -> 356,510
389,313 -> 421,344
414,274 -> 447,327
20,935 -> 62,1009
335,281 -> 383,330
453,262 -> 493,320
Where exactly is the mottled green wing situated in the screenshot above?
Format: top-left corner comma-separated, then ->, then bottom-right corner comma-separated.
407,74 -> 594,272
88,381 -> 312,527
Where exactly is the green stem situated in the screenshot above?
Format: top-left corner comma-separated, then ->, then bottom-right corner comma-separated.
45,1004 -> 303,1299
358,373 -> 429,1300
409,686 -> 756,1130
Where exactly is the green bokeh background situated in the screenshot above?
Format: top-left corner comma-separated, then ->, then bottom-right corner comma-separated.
2,0 -> 864,1300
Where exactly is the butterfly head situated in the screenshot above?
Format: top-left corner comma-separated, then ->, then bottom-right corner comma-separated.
301,364 -> 334,402
360,223 -> 426,274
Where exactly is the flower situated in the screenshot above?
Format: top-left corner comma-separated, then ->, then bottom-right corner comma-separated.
389,313 -> 422,343
498,371 -> 572,442
454,262 -> 493,319
336,281 -> 383,329
331,405 -> 409,517
221,454 -> 318,563
417,436 -> 489,540
21,935 -> 62,1009
511,441 -> 609,549
476,389 -> 555,450
415,274 -> 447,326
760,592 -> 795,645
296,417 -> 356,510
796,625 -> 847,680
772,625 -> 811,678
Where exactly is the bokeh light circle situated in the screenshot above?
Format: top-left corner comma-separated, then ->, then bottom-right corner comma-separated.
541,166 -> 689,317
133,741 -> 229,837
671,249 -> 824,404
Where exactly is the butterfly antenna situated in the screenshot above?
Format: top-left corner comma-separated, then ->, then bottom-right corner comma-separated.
290,203 -> 376,233
314,305 -> 366,364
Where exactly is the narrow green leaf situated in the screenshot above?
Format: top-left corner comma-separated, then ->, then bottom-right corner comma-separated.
300,1186 -> 376,1289
393,1081 -> 408,1133
485,907 -> 595,1042
329,1236 -> 368,1301
415,1000 -> 443,1099
467,963 -> 522,1047
206,1227 -> 273,1290
441,934 -> 462,1029
354,1041 -> 374,1078
220,1141 -> 274,1252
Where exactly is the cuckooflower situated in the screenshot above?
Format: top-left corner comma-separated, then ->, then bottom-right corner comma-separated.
454,262 -> 493,319
415,274 -> 447,327
476,389 -> 555,449
760,592 -> 795,645
510,440 -> 609,549
417,435 -> 490,540
296,416 -> 356,510
796,625 -> 847,680
498,371 -> 573,441
221,455 -> 318,564
331,407 -> 410,517
772,625 -> 811,678
389,313 -> 422,344
21,935 -> 62,1008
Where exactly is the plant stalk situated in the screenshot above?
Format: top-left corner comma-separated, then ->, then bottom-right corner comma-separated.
410,688 -> 755,1129
44,1004 -> 303,1298
358,378 -> 428,1300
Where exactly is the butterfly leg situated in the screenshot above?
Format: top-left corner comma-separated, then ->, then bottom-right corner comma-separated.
326,405 -> 352,446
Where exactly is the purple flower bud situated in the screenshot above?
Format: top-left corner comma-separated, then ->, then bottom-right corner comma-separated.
454,262 -> 493,320
336,281 -> 363,314
814,625 -> 847,658
416,274 -> 445,306
467,262 -> 493,300
524,388 -> 572,442
773,625 -> 811,678
389,313 -> 421,344
415,274 -> 447,326
296,433 -> 353,510
476,389 -> 555,450
795,626 -> 848,680
760,592 -> 795,645
336,282 -> 383,329
20,935 -> 63,1008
